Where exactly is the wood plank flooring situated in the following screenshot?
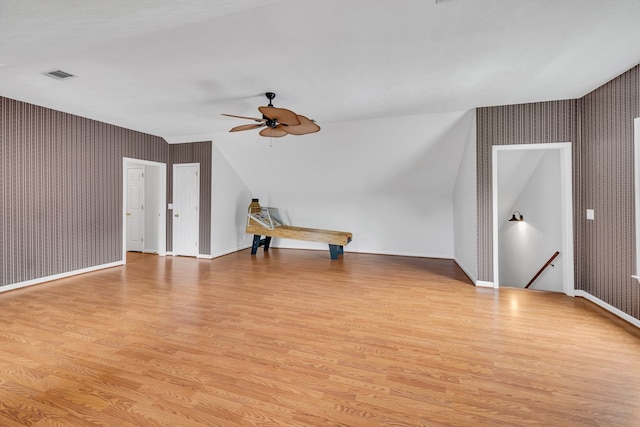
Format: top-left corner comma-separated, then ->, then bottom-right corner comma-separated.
1,249 -> 640,426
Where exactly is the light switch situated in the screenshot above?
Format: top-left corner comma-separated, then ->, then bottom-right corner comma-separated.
168,203 -> 174,210
586,209 -> 594,220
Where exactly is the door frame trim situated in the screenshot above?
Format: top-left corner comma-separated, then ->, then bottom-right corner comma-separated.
491,142 -> 575,295
634,118 -> 640,279
125,165 -> 145,252
172,162 -> 200,257
122,157 -> 167,262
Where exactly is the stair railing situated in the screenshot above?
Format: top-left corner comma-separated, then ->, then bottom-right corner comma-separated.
525,251 -> 560,289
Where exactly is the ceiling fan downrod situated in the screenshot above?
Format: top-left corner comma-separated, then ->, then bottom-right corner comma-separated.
265,92 -> 276,107
264,92 -> 277,127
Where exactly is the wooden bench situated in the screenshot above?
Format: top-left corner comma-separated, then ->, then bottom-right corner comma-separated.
246,199 -> 352,260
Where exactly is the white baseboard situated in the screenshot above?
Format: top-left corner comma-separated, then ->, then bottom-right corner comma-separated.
166,245 -> 252,259
574,290 -> 640,329
165,253 -> 207,259
210,244 -> 253,259
475,280 -> 495,288
270,243 -> 451,259
453,259 -> 477,284
351,249 -> 452,259
0,261 -> 124,293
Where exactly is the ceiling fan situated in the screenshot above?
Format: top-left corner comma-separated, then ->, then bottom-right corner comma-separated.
222,92 -> 320,137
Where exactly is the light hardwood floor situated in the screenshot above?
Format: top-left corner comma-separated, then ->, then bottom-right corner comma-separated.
1,250 -> 640,426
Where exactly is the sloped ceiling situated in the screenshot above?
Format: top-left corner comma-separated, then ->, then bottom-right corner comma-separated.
497,149 -> 546,232
215,110 -> 474,196
1,0 -> 640,143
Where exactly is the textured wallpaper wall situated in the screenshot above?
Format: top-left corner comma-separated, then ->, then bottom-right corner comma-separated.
580,66 -> 640,318
476,100 -> 579,282
0,97 -> 168,287
0,96 -> 213,288
477,65 -> 640,320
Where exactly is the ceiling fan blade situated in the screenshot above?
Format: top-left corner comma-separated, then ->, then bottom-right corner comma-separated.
229,123 -> 265,132
258,106 -> 301,126
259,126 -> 288,138
221,113 -> 266,122
282,115 -> 321,135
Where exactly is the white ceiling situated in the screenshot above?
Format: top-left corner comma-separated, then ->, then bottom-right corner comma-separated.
1,0 -> 640,143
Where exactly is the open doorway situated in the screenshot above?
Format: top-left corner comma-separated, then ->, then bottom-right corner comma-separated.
122,158 -> 167,262
492,143 -> 574,295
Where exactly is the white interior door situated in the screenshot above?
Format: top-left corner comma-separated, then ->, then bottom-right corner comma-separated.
173,163 -> 199,256
126,166 -> 145,252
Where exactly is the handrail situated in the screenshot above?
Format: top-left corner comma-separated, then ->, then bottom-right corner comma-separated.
525,251 -> 560,289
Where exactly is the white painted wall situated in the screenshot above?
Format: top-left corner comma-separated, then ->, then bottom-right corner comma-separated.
452,111 -> 477,282
251,192 -> 454,257
210,144 -> 253,257
214,110 -> 474,258
499,150 -> 563,291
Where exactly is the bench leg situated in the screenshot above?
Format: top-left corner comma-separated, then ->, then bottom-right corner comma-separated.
251,235 -> 261,255
251,235 -> 273,255
329,244 -> 344,260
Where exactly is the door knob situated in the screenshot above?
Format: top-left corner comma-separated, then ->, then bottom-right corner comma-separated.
126,212 -> 131,216
174,214 -> 179,217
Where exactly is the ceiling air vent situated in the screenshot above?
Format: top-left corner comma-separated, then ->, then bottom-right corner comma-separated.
44,69 -> 75,80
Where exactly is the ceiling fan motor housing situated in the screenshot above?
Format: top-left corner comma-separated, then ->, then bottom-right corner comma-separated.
265,118 -> 278,128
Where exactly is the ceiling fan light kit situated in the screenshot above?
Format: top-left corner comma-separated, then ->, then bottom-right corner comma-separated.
223,92 -> 320,137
